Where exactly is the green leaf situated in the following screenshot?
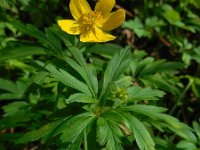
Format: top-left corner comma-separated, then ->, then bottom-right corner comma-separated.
176,140 -> 197,150
69,134 -> 84,150
86,43 -> 122,58
138,60 -> 184,76
140,75 -> 181,96
97,117 -> 109,145
100,47 -> 131,101
0,0 -> 10,9
124,106 -> 197,143
2,101 -> 29,117
0,143 -> 6,150
7,59 -> 36,72
67,46 -> 98,97
122,17 -> 151,38
162,4 -> 181,24
86,118 -> 98,150
145,16 -> 166,28
17,119 -> 65,143
60,113 -> 95,143
49,25 -> 76,47
13,23 -> 48,45
192,121 -> 200,140
119,111 -> 155,150
124,105 -> 167,113
0,112 -> 31,130
66,93 -> 96,104
0,79 -> 29,100
160,115 -> 197,143
134,57 -> 154,76
64,55 -> 98,97
13,23 -> 64,53
33,71 -> 49,85
127,86 -> 165,102
45,27 -> 62,52
44,63 -> 92,96
0,46 -> 46,61
97,117 -> 123,150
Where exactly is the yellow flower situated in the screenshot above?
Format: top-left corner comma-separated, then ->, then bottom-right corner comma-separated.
58,0 -> 125,42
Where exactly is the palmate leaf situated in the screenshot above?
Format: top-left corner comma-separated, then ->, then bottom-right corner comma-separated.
99,47 -> 131,104
124,105 -> 197,143
97,117 -> 124,150
127,86 -> 165,102
33,71 -> 49,85
45,27 -> 62,52
0,79 -> 29,100
132,57 -> 183,95
97,117 -> 109,146
112,110 -> 155,150
140,75 -> 181,96
13,23 -> 47,44
127,115 -> 155,150
162,4 -> 181,24
134,57 -> 154,76
42,63 -> 92,96
0,0 -> 10,9
0,45 -> 46,61
86,43 -> 122,58
18,114 -> 102,145
122,17 -> 151,38
68,46 -> 98,95
49,25 -> 77,47
13,23 -> 69,54
192,121 -> 200,141
86,118 -> 98,150
176,140 -> 197,150
64,47 -> 98,97
69,134 -> 84,150
3,101 -> 29,117
17,119 -> 66,143
133,56 -> 183,77
118,111 -> 155,150
0,111 -> 31,130
163,116 -> 197,143
60,113 -> 96,149
138,59 -> 184,77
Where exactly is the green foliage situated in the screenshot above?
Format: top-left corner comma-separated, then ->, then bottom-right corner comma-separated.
0,79 -> 29,100
0,0 -> 200,150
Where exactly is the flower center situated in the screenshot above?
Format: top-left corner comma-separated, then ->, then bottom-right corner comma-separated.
79,11 -> 104,29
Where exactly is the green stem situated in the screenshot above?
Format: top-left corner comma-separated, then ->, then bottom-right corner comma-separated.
144,0 -> 148,17
169,79 -> 193,115
84,129 -> 88,150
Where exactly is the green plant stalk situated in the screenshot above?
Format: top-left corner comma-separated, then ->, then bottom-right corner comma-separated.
169,79 -> 193,115
84,129 -> 88,150
144,0 -> 148,17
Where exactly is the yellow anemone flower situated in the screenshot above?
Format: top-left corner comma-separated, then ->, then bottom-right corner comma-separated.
58,0 -> 125,42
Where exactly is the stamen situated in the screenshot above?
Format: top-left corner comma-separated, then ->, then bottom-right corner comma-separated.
79,11 -> 103,26
78,11 -> 104,34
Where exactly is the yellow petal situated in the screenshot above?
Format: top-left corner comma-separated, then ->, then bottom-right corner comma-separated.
70,0 -> 92,20
80,27 -> 116,42
101,9 -> 125,31
58,20 -> 81,35
95,0 -> 115,16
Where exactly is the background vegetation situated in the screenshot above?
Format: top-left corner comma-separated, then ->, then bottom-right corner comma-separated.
0,0 -> 200,149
